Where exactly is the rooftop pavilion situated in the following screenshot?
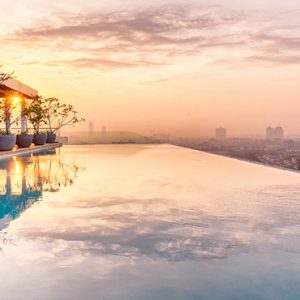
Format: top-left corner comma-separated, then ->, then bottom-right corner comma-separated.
0,78 -> 62,156
0,78 -> 38,99
0,78 -> 38,133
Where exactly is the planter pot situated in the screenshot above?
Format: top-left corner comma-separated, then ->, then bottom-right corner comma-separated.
16,134 -> 33,148
33,133 -> 47,145
0,134 -> 16,151
46,132 -> 57,143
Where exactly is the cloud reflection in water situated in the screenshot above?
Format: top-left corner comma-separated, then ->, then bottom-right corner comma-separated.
0,145 -> 299,300
20,187 -> 300,262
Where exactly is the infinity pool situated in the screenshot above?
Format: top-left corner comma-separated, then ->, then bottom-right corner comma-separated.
0,144 -> 299,299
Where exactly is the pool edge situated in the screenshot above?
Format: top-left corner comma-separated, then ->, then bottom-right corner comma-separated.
0,143 -> 63,160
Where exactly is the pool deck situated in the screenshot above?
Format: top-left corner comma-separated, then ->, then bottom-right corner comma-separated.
0,143 -> 63,160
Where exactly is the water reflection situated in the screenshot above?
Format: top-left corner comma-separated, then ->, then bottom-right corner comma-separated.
0,145 -> 299,300
3,145 -> 299,262
22,189 -> 300,262
0,150 -> 82,229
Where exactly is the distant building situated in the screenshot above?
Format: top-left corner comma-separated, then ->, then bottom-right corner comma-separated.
152,133 -> 170,143
274,126 -> 284,140
266,126 -> 284,140
101,126 -> 107,137
266,126 -> 274,140
285,139 -> 295,150
215,127 -> 227,140
88,122 -> 94,137
58,136 -> 69,145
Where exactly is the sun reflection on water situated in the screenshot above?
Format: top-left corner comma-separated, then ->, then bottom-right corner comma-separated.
0,149 -> 84,226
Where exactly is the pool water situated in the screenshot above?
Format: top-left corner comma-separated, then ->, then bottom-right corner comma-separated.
0,144 -> 299,300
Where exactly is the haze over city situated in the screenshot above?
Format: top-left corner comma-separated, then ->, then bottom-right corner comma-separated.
0,0 -> 299,137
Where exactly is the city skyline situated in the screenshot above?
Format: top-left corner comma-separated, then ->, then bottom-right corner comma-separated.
79,122 -> 290,139
0,0 -> 299,137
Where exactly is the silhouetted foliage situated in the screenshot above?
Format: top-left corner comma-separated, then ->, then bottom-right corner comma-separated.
24,95 -> 48,134
44,97 -> 85,133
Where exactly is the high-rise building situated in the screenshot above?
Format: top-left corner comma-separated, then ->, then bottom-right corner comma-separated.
274,126 -> 284,140
88,121 -> 94,137
101,126 -> 107,137
266,126 -> 274,140
215,127 -> 227,140
266,126 -> 284,140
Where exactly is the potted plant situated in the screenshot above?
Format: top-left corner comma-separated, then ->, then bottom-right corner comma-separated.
44,97 -> 85,143
0,95 -> 17,151
0,130 -> 16,151
16,97 -> 34,148
0,69 -> 17,151
25,95 -> 47,145
44,97 -> 59,143
16,130 -> 34,148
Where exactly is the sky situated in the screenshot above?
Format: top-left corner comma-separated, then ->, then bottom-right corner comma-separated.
0,0 -> 300,137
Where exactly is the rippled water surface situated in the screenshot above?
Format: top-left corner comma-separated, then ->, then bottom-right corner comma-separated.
0,144 -> 299,300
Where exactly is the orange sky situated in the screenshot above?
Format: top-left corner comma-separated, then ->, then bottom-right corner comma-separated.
1,0 -> 300,137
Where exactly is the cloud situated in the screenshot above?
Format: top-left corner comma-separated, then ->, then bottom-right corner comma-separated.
16,6 -> 240,41
6,5 -> 300,69
249,32 -> 300,54
247,54 -> 300,65
66,58 -> 142,69
49,57 -> 164,69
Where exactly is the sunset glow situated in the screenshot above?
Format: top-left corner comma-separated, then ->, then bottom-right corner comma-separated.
0,2 -> 300,298
0,0 -> 299,137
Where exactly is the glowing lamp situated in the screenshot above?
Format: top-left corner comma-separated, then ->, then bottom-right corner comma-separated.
12,96 -> 22,106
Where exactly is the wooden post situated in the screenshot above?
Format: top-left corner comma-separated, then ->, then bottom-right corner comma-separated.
5,102 -> 11,134
21,97 -> 27,133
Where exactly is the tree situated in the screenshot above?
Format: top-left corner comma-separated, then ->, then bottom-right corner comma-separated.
44,97 -> 60,133
0,67 -> 16,134
44,97 -> 85,133
25,95 -> 47,134
0,65 -> 13,83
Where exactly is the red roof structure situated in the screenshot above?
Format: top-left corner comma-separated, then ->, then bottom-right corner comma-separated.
0,78 -> 38,98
